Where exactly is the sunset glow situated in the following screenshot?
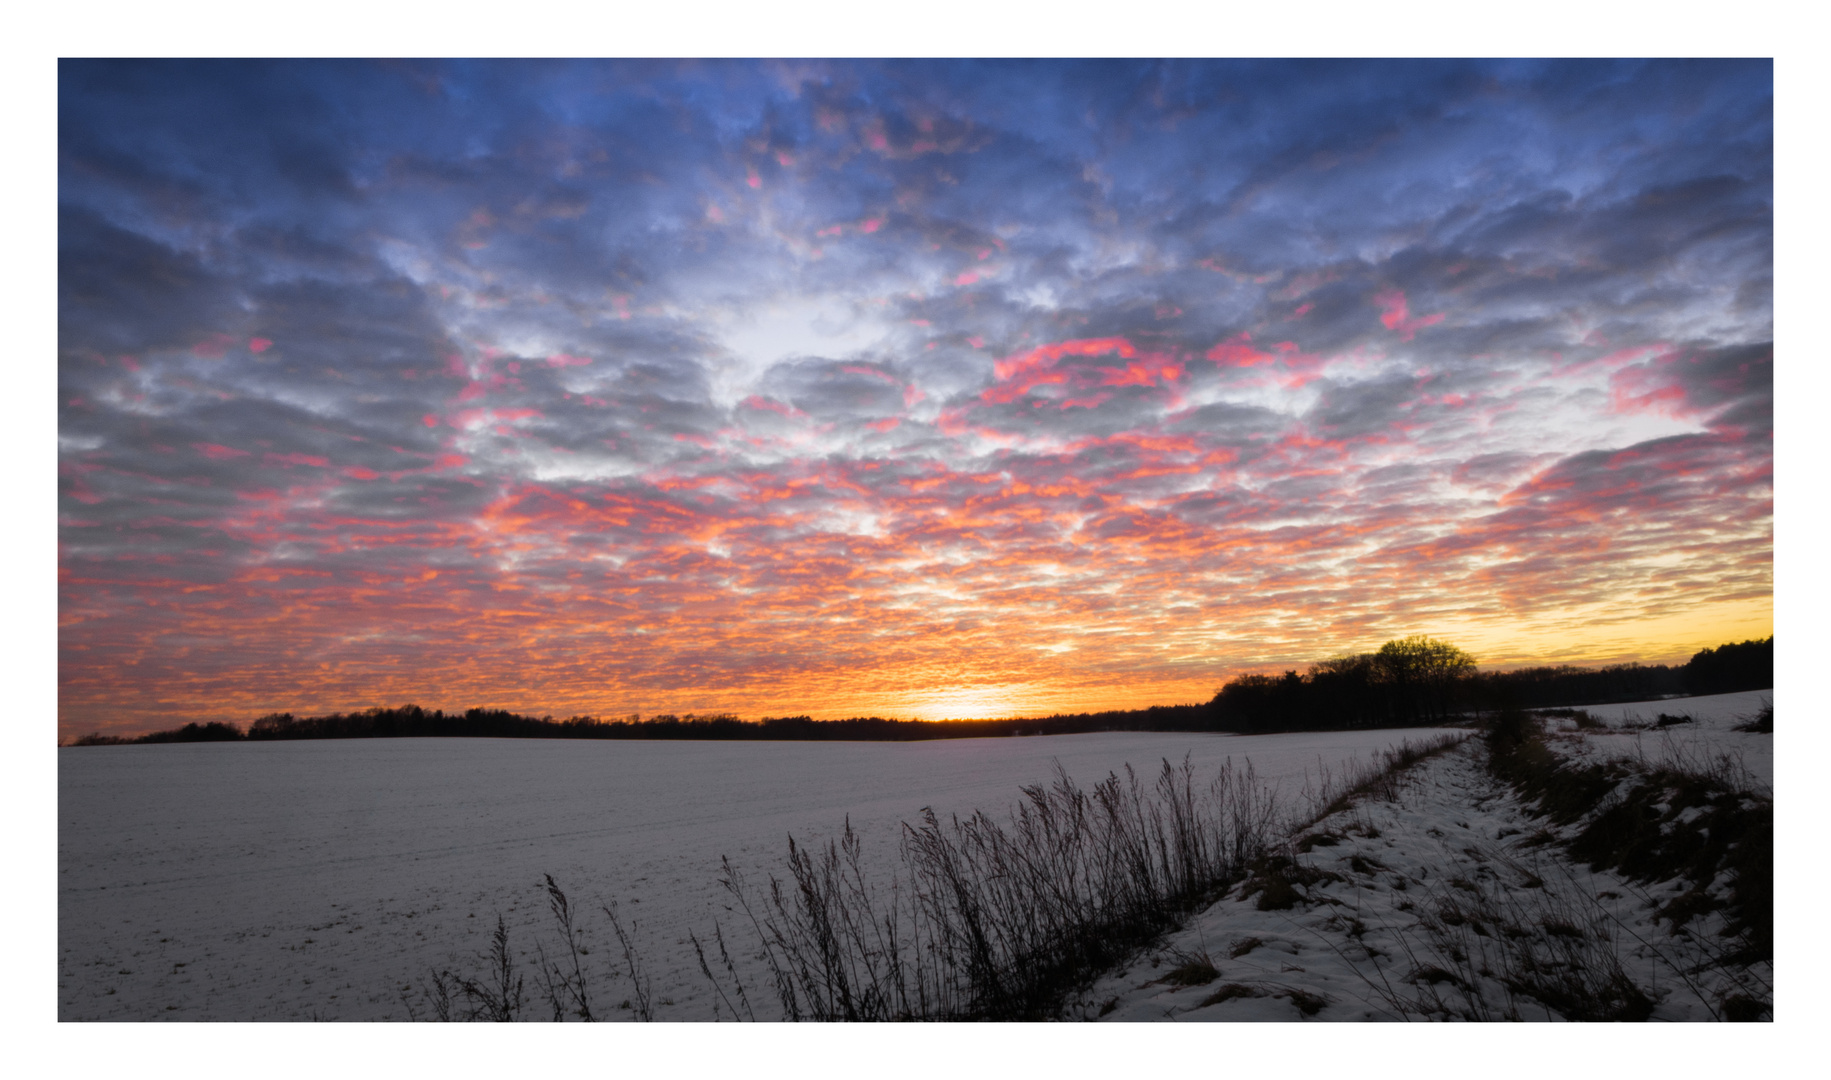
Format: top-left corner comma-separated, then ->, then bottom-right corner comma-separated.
57,60 -> 1773,739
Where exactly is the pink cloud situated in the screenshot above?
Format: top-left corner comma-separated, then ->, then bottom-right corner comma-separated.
1100,353 -> 1182,388
191,333 -> 236,359
1373,289 -> 1445,341
994,337 -> 1135,382
265,453 -> 330,468
1205,333 -> 1278,368
546,352 -> 593,368
193,442 -> 250,460
248,337 -> 273,353
978,336 -> 1165,406
1608,363 -> 1694,418
741,395 -> 806,419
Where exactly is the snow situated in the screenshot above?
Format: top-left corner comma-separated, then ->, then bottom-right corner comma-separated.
1085,737 -> 1767,1022
58,727 -> 1449,1021
1534,689 -> 1773,794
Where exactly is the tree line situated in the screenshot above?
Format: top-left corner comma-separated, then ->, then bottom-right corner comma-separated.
1208,635 -> 1773,732
65,702 -> 1222,745
65,635 -> 1772,746
1206,635 -> 1477,733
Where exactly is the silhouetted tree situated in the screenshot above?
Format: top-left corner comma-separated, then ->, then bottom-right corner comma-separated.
1209,635 -> 1478,731
1373,635 -> 1476,725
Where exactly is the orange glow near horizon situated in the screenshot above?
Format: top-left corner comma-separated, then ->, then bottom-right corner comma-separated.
56,329 -> 1774,739
58,63 -> 1772,741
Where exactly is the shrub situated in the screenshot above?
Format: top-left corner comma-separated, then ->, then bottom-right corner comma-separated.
1733,700 -> 1773,733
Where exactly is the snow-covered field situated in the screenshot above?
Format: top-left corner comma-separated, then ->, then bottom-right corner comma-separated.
59,727 -> 1448,1021
1535,689 -> 1773,793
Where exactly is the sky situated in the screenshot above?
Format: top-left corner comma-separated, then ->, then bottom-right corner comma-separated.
56,59 -> 1773,737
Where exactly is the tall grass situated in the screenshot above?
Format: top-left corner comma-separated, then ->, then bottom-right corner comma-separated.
716,755 -> 1282,1019
408,735 -> 1468,1021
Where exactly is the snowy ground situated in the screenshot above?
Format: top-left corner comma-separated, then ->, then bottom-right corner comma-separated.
59,727 -> 1447,1021
1086,694 -> 1773,1023
1534,689 -> 1772,794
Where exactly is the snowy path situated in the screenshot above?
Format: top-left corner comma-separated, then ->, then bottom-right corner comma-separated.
1085,737 -> 1763,1021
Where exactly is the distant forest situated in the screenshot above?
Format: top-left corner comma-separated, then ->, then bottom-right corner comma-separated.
68,636 -> 1772,746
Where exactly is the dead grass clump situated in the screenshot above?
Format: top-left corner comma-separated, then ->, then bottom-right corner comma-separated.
1198,982 -> 1263,1007
1406,964 -> 1465,989
1196,981 -> 1326,1015
1732,700 -> 1773,734
1156,950 -> 1221,987
1283,987 -> 1328,1015
1241,855 -> 1345,911
1227,936 -> 1263,960
1720,993 -> 1770,1022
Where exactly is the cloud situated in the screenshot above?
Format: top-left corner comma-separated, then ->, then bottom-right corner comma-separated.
57,60 -> 1773,735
